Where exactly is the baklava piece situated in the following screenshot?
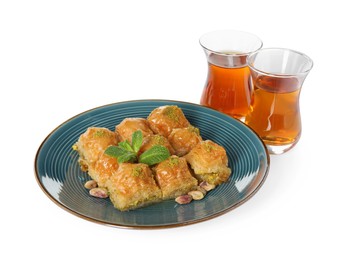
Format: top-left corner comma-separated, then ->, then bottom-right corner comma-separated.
154,156 -> 198,200
139,134 -> 175,155
90,150 -> 119,188
75,127 -> 119,172
168,126 -> 202,156
115,118 -> 153,143
147,105 -> 190,137
106,163 -> 162,211
184,140 -> 231,186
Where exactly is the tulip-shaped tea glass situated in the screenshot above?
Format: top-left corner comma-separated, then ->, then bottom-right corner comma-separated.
245,48 -> 313,154
199,30 -> 263,120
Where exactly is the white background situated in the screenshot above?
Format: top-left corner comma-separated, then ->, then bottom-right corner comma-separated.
1,0 -> 353,259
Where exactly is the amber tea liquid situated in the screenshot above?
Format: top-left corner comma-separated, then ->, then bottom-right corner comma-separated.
245,75 -> 301,152
200,53 -> 252,120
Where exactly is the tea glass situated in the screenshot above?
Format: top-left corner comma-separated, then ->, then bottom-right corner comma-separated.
199,30 -> 263,120
245,48 -> 313,154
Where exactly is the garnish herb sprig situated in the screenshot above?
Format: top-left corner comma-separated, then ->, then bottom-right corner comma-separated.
104,130 -> 170,166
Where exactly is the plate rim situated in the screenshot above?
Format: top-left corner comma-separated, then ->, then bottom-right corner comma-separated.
34,99 -> 270,229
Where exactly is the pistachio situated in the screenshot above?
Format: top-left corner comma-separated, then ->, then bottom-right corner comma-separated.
175,194 -> 193,204
188,190 -> 204,200
199,181 -> 215,192
84,180 -> 97,189
196,186 -> 207,196
89,187 -> 108,198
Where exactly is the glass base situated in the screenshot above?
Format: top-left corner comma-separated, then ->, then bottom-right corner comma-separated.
261,135 -> 300,155
266,143 -> 295,155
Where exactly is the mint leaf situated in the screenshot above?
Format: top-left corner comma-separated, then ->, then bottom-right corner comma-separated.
117,151 -> 137,163
105,146 -> 136,163
139,145 -> 170,166
132,130 -> 143,153
119,140 -> 134,152
104,146 -> 126,158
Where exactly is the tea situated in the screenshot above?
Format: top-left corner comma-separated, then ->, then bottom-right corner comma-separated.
199,31 -> 263,120
245,75 -> 302,150
200,60 -> 252,120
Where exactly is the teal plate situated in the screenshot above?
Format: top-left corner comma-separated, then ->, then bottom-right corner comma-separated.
35,100 -> 270,229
